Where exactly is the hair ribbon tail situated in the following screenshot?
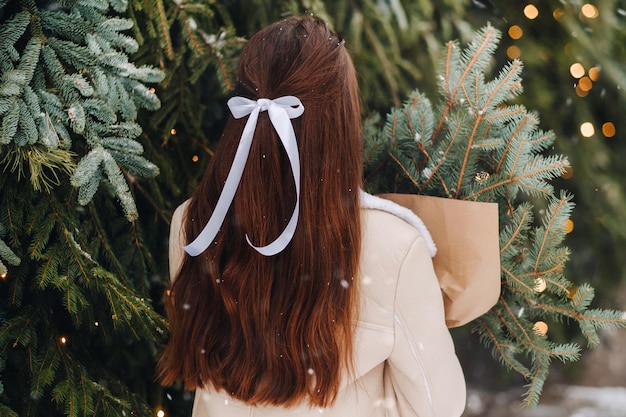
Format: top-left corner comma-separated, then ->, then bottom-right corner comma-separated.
182,96 -> 304,257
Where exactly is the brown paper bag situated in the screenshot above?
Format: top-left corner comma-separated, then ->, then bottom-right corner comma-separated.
379,194 -> 501,328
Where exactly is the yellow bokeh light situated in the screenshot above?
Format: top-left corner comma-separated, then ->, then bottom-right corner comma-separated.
60,336 -> 67,344
565,219 -> 574,234
156,409 -> 166,417
569,63 -> 585,78
553,8 -> 565,20
564,43 -> 574,56
192,155 -> 199,162
588,66 -> 601,81
578,76 -> 593,92
581,4 -> 599,19
508,25 -> 523,40
170,128 -> 177,135
580,122 -> 595,137
524,4 -> 539,19
506,45 -> 521,59
602,122 -> 616,138
575,85 -> 589,97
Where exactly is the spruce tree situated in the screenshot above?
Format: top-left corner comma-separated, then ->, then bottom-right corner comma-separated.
363,24 -> 626,406
2,1 -> 626,416
0,0 -> 166,416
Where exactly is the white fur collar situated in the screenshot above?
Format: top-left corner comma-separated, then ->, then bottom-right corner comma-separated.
360,190 -> 437,258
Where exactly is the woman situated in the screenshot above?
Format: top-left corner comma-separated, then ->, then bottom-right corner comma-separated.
158,15 -> 466,417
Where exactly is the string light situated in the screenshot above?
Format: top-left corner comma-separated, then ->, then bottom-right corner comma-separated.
0,272 -> 6,279
60,336 -> 68,344
508,25 -> 523,39
524,4 -> 539,20
575,84 -> 589,97
588,66 -> 601,81
602,122 -> 616,138
149,87 -> 156,93
580,122 -> 595,137
564,43 -> 574,56
156,408 -> 165,417
507,45 -> 521,59
581,4 -> 599,19
553,8 -> 565,20
565,219 -> 574,234
170,128 -> 177,135
192,155 -> 199,162
577,76 -> 593,92
569,63 -> 585,78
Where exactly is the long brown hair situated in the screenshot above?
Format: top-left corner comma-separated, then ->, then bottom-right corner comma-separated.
158,16 -> 363,408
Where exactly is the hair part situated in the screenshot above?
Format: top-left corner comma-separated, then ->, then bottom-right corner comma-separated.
158,15 -> 363,408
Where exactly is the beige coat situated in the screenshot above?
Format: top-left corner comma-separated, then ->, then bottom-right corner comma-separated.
169,195 -> 466,417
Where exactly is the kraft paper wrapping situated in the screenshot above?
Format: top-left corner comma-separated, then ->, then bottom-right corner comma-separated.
379,194 -> 501,328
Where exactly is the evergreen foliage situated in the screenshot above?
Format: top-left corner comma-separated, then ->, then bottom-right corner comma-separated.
490,0 -> 626,304
363,24 -> 626,407
1,0 -> 166,415
2,0 -> 626,416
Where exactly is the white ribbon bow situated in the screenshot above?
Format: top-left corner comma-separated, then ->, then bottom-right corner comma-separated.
182,96 -> 304,257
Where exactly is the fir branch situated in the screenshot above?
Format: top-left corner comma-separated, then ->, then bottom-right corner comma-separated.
570,284 -> 595,313
48,37 -> 98,69
35,238 -> 62,289
102,152 -> 138,221
455,114 -> 482,197
108,149 -> 159,177
495,112 -> 535,174
433,26 -> 498,140
0,11 -> 30,51
0,305 -> 41,352
464,156 -> 568,201
30,334 -> 61,398
0,404 -> 18,417
476,318 -> 532,378
1,101 -> 20,143
177,11 -> 206,55
364,24 -> 626,406
27,199 -> 56,258
499,296 -> 581,359
531,193 -> 574,272
502,264 -> 534,293
40,10 -> 92,43
91,266 -> 167,338
154,0 -> 174,59
0,227 -> 21,269
53,359 -> 95,417
83,199 -> 133,286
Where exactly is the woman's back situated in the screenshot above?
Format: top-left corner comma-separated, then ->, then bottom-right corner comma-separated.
167,195 -> 466,416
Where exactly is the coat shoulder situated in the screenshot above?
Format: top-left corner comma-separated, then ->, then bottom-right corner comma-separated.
360,191 -> 436,257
